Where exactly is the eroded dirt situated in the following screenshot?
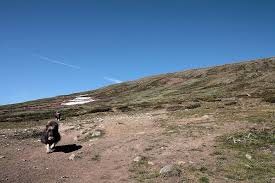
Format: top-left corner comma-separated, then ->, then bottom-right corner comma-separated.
0,110 -> 255,183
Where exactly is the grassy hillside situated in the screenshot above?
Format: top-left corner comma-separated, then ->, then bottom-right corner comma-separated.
0,57 -> 274,123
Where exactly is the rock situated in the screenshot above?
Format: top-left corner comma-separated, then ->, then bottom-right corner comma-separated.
148,161 -> 154,165
91,131 -> 102,137
0,155 -> 5,159
69,154 -> 76,160
160,164 -> 173,174
133,156 -> 142,162
177,161 -> 186,166
245,154 -> 252,160
167,130 -> 175,133
202,115 -> 210,119
136,132 -> 145,135
73,136 -> 78,141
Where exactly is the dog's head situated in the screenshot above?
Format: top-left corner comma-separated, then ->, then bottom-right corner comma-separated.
45,121 -> 59,141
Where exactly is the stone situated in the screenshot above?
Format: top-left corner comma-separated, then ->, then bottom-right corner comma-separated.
69,154 -> 76,160
177,161 -> 186,166
0,156 -> 5,159
61,176 -> 69,179
133,156 -> 142,162
148,161 -> 154,165
160,164 -> 173,174
91,131 -> 102,137
245,154 -> 252,160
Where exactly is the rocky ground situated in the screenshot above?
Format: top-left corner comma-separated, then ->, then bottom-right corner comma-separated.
1,98 -> 274,183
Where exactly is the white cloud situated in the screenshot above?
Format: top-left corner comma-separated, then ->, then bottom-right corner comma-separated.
104,77 -> 122,84
34,54 -> 80,69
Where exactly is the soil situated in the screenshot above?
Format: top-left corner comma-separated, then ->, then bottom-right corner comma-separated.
0,110 -> 251,183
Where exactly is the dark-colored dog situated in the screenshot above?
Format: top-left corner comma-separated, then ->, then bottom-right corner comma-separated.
41,121 -> 61,153
55,111 -> 61,121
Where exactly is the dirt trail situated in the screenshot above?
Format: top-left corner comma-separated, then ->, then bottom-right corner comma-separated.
0,110 -> 250,183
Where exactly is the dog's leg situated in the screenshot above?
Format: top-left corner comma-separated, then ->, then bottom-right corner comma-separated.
50,143 -> 56,149
46,144 -> 53,153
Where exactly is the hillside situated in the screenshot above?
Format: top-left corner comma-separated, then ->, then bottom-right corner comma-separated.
0,57 -> 275,183
0,57 -> 274,123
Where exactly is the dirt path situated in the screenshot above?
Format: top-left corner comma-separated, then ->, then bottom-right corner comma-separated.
0,110 -> 251,183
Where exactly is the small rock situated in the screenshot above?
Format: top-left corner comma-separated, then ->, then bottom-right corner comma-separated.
177,161 -> 186,166
160,164 -> 173,174
89,139 -> 98,142
202,115 -> 210,119
167,130 -> 175,133
133,156 -> 142,162
73,136 -> 78,141
91,131 -> 102,137
148,161 -> 154,165
245,154 -> 252,160
0,156 -> 5,159
67,126 -> 75,130
69,154 -> 76,160
136,132 -> 145,135
61,176 -> 69,179
22,159 -> 27,162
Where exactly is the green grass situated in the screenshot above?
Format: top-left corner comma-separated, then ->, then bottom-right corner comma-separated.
1,57 -> 274,124
216,127 -> 275,182
129,156 -> 160,182
0,120 -> 47,129
199,176 -> 210,183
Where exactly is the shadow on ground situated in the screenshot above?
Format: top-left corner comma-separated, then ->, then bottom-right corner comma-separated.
54,144 -> 82,153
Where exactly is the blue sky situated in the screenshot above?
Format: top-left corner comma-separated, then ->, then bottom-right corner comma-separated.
0,0 -> 275,105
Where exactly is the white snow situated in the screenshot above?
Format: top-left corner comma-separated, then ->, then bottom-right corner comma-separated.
61,96 -> 95,106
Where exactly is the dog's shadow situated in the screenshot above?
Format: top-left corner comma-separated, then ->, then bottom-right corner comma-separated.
54,144 -> 82,153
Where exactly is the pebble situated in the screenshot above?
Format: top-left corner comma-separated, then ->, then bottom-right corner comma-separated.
177,161 -> 186,166
133,156 -> 142,162
0,155 -> 5,159
69,154 -> 76,160
91,131 -> 102,137
159,164 -> 173,174
245,154 -> 252,160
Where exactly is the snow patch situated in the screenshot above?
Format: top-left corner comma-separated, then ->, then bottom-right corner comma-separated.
62,96 -> 95,106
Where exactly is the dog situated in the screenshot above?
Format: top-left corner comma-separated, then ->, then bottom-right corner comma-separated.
55,111 -> 61,121
41,121 -> 61,153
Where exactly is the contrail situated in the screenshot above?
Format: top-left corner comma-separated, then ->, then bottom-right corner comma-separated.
33,54 -> 80,69
104,77 -> 122,84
